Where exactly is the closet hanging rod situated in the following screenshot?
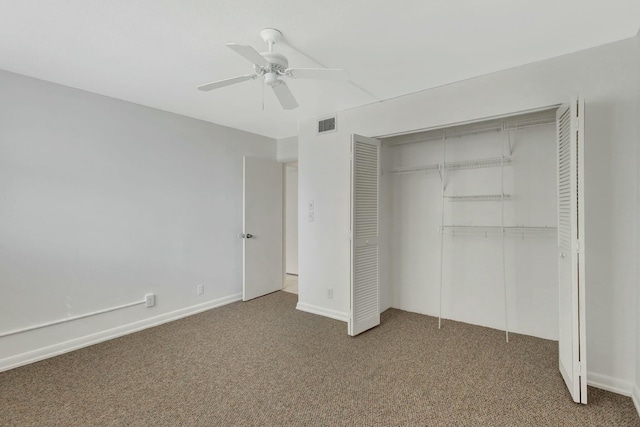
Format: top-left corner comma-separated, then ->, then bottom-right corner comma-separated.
505,226 -> 557,238
386,156 -> 512,175
385,164 -> 440,175
439,225 -> 557,238
446,194 -> 512,202
447,156 -> 511,171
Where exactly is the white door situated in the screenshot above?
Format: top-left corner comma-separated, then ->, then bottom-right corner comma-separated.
556,99 -> 587,403
349,134 -> 381,336
285,164 -> 299,275
243,156 -> 283,301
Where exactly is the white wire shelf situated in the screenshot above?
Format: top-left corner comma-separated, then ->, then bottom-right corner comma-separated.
447,156 -> 511,171
446,194 -> 511,202
440,225 -> 557,238
503,115 -> 557,131
385,164 -> 440,175
386,156 -> 511,175
382,108 -> 558,147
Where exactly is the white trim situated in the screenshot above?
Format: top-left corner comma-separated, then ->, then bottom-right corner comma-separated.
587,372 -> 633,396
296,302 -> 348,322
632,384 -> 640,417
277,156 -> 298,163
0,293 -> 242,373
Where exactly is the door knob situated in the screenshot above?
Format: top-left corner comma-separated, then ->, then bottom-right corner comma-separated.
245,233 -> 253,239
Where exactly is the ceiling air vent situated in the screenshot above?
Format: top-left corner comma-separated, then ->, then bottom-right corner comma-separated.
318,116 -> 337,134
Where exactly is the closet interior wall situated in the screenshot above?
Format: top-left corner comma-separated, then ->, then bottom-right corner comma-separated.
380,110 -> 559,340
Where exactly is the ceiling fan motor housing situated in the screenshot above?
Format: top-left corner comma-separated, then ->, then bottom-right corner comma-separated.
256,52 -> 288,76
256,28 -> 288,82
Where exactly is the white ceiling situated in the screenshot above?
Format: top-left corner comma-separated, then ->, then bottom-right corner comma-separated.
0,1 -> 638,139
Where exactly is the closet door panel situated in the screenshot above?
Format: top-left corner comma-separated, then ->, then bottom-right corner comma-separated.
349,134 -> 381,336
556,99 -> 587,404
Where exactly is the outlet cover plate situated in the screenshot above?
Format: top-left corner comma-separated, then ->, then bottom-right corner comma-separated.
145,294 -> 156,307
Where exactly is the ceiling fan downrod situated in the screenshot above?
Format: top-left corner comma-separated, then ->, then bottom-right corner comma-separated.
260,28 -> 282,53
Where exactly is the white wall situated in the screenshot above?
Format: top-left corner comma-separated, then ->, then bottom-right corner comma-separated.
277,136 -> 298,162
0,70 -> 276,370
383,121 -> 558,340
298,37 -> 638,394
297,129 -> 351,321
285,164 -> 299,275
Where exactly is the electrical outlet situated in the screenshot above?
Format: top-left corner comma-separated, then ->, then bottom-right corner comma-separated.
327,288 -> 333,299
197,284 -> 204,295
145,294 -> 155,308
308,211 -> 314,222
308,200 -> 314,210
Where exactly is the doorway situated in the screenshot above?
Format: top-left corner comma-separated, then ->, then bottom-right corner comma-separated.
283,162 -> 299,294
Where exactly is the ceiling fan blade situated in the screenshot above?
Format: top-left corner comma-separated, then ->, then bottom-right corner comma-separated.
226,43 -> 268,66
271,80 -> 298,110
285,68 -> 348,80
197,74 -> 257,91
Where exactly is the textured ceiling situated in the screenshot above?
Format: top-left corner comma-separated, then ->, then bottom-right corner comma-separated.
0,0 -> 638,139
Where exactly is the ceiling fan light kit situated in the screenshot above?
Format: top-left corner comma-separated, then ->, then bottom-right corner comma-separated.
198,28 -> 348,110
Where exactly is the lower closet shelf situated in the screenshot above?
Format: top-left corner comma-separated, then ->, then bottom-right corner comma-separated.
446,194 -> 511,202
440,225 -> 557,238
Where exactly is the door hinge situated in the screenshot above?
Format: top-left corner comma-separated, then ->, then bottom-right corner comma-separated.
576,239 -> 584,254
576,362 -> 582,376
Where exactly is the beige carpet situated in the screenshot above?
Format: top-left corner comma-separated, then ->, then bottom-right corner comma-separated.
1,291 -> 638,426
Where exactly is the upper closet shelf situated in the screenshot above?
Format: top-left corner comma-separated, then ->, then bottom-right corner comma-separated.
382,108 -> 558,147
386,156 -> 511,175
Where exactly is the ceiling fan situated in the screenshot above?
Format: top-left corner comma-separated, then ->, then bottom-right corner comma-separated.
197,28 -> 348,110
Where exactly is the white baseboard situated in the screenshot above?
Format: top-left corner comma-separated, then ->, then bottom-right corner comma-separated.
0,293 -> 242,373
632,384 -> 640,417
587,371 -> 633,396
296,302 -> 348,322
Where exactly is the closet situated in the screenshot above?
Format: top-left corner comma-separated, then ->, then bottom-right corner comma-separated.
349,102 -> 586,403
380,109 -> 559,341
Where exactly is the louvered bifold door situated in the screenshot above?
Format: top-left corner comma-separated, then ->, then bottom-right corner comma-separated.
557,98 -> 587,404
349,134 -> 381,336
